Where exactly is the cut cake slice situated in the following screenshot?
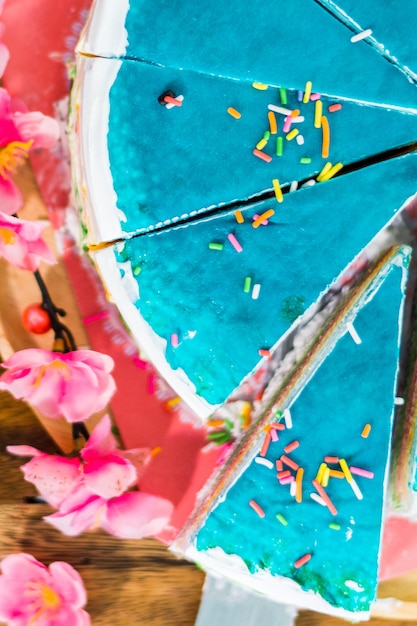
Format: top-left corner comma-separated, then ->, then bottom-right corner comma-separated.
90,152 -> 417,417
73,55 -> 417,240
77,0 -> 417,110
173,250 -> 410,619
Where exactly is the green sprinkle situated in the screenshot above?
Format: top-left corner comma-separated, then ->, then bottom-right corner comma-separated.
279,87 -> 287,105
263,130 -> 271,140
300,157 -> 312,164
276,136 -> 283,157
243,276 -> 252,293
133,266 -> 142,276
275,409 -> 283,419
329,523 -> 341,531
276,514 -> 288,526
209,242 -> 224,250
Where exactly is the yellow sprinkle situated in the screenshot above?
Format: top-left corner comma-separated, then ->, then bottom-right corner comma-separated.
322,466 -> 331,488
317,162 -> 333,181
252,82 -> 269,90
295,467 -> 304,503
316,462 -> 327,484
227,107 -> 241,119
235,209 -> 244,224
339,458 -> 353,483
361,423 -> 372,438
319,162 -> 343,182
303,80 -> 313,104
268,111 -> 278,134
321,115 -> 330,158
256,137 -> 268,150
286,128 -> 299,142
314,100 -> 323,128
241,402 -> 252,429
272,178 -> 283,203
252,209 -> 275,228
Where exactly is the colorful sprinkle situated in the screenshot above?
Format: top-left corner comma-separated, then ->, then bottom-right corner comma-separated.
297,90 -> 303,102
324,456 -> 339,464
329,523 -> 341,531
303,80 -> 313,103
249,499 -> 265,518
361,423 -> 372,438
294,553 -> 312,569
255,457 -> 274,469
234,209 -> 245,224
316,462 -> 327,484
253,209 -> 275,228
277,470 -> 292,480
208,242 -> 224,250
329,470 -> 345,479
256,137 -> 268,150
227,106 -> 241,119
253,149 -> 272,163
276,459 -> 283,471
286,128 -> 299,142
165,396 -> 181,409
279,87 -> 288,105
351,28 -> 373,43
312,479 -> 338,515
259,348 -> 271,357
147,374 -> 155,395
310,92 -> 321,101
263,131 -> 271,140
283,116 -> 293,133
350,466 -> 374,479
283,408 -> 292,429
276,136 -> 284,157
133,355 -> 148,369
322,466 -> 330,488
268,111 -> 278,134
272,178 -> 284,203
289,180 -> 298,193
310,493 -> 326,506
260,432 -> 271,457
339,461 -> 363,499
133,266 -> 142,276
82,310 -> 109,324
300,157 -> 311,164
314,100 -> 323,129
346,321 -> 362,345
290,481 -> 297,497
243,276 -> 252,293
252,283 -> 261,300
284,440 -> 300,454
321,115 -> 330,158
328,103 -> 342,113
171,333 -> 179,348
227,233 -> 243,252
252,82 -> 269,90
296,134 -> 305,146
282,455 -> 299,471
295,467 -> 304,503
268,104 -> 292,116
318,162 -> 343,182
280,475 -> 295,485
164,95 -> 183,107
317,162 -> 333,181
276,513 -> 288,526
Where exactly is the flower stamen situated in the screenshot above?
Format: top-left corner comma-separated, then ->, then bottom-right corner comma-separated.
0,227 -> 16,245
32,360 -> 72,388
25,582 -> 62,624
0,139 -> 33,179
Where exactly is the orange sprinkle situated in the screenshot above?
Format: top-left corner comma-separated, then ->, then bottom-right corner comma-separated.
227,106 -> 241,119
270,422 -> 285,430
321,115 -> 330,158
268,111 -> 278,134
249,499 -> 265,518
258,348 -> 271,357
282,455 -> 299,471
361,423 -> 372,438
260,432 -> 271,457
295,467 -> 304,503
165,396 -> 181,408
151,446 -> 162,457
312,479 -> 338,515
284,440 -> 300,454
253,149 -> 272,163
235,209 -> 244,223
324,456 -> 339,464
252,208 -> 275,228
291,108 -> 301,117
164,95 -> 182,106
328,103 -> 342,113
277,470 -> 292,480
294,553 -> 312,569
207,418 -> 225,428
329,469 -> 345,479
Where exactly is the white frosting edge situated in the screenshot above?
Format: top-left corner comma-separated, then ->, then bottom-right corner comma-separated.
76,0 -> 130,57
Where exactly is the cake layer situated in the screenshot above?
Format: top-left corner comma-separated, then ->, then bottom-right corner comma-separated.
78,0 -> 417,110
76,55 -> 417,239
92,152 -> 417,415
189,256 -> 409,617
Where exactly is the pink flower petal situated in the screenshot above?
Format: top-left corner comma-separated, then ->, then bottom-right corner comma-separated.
84,456 -> 137,499
0,176 -> 23,215
49,562 -> 87,609
101,492 -> 174,539
6,445 -> 44,457
44,495 -> 105,537
81,414 -> 116,460
12,111 -> 59,149
0,42 -> 9,77
20,455 -> 81,508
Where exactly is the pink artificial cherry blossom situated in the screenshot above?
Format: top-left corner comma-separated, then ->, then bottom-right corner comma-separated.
0,348 -> 116,422
0,87 -> 59,215
0,553 -> 90,626
8,415 -> 174,539
0,211 -> 55,270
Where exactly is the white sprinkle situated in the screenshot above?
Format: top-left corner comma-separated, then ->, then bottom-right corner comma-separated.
310,493 -> 326,506
350,29 -> 373,43
301,179 -> 316,188
296,134 -> 305,146
289,180 -> 298,193
290,116 -> 305,124
283,408 -> 292,429
394,397 -> 405,406
345,580 -> 364,592
346,321 -> 362,345
255,457 -> 274,469
268,104 -> 293,116
349,478 -> 363,501
166,94 -> 184,109
252,283 -> 261,300
290,481 -> 297,497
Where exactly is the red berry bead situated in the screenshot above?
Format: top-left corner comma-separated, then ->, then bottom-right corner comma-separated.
22,303 -> 52,334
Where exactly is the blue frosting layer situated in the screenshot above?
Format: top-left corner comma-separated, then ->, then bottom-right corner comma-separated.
116,152 -> 417,405
120,0 -> 417,108
107,60 -> 417,234
195,263 -> 406,613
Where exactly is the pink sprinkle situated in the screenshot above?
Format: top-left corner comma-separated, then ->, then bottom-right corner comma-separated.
147,374 -> 155,395
253,213 -> 269,226
82,310 -> 109,324
228,233 -> 243,253
133,355 -> 148,369
171,333 -> 179,348
310,93 -> 321,101
283,116 -> 292,133
270,428 -> 278,442
350,466 -> 374,479
280,475 -> 295,485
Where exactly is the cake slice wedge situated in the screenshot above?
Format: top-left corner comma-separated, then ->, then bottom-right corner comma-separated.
78,0 -> 417,110
173,249 -> 410,619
